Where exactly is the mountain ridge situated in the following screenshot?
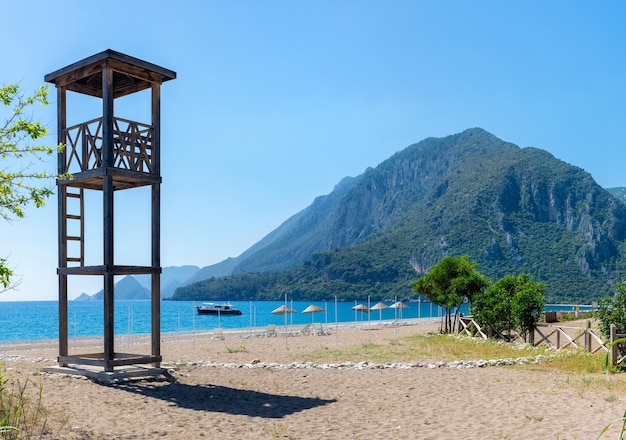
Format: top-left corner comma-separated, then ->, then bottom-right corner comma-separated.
172,128 -> 626,303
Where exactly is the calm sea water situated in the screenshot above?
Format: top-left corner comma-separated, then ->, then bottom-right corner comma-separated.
0,300 -> 591,342
0,299 -> 451,342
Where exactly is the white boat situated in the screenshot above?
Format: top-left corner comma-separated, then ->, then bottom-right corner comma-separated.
195,302 -> 242,316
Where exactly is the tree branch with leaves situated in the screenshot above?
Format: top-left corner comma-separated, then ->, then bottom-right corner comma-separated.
412,255 -> 489,333
0,83 -> 66,290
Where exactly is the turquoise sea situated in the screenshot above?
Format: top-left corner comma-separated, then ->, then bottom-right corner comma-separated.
0,299 -> 449,342
0,300 -> 593,342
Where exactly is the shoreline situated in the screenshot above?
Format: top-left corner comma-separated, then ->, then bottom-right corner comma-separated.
0,316 -> 441,347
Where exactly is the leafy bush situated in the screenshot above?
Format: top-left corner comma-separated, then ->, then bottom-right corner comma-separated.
471,273 -> 545,343
471,276 -> 515,337
597,282 -> 626,340
511,276 -> 545,343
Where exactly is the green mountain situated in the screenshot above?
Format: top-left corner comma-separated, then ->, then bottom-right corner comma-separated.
172,128 -> 626,303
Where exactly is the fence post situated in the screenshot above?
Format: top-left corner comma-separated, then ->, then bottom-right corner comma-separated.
556,329 -> 560,349
610,324 -> 617,366
585,320 -> 591,352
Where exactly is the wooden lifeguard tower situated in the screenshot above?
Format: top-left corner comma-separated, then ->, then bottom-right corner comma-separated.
44,50 -> 176,380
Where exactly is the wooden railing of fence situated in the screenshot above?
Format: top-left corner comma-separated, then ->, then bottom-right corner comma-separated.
459,316 -> 525,342
459,316 -> 488,340
458,317 -> 626,365
535,321 -> 607,354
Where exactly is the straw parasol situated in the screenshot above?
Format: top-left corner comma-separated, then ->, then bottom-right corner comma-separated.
352,303 -> 370,321
390,301 -> 409,309
302,304 -> 325,323
272,303 -> 297,350
271,304 -> 297,315
390,300 -> 409,320
352,303 -> 370,312
370,301 -> 389,322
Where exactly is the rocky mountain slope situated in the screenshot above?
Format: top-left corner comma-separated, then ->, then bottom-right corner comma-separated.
173,128 -> 626,303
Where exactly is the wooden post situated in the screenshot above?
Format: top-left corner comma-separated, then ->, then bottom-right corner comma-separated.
103,174 -> 115,372
151,83 -> 161,366
151,180 -> 161,366
584,320 -> 591,352
57,85 -> 68,366
555,328 -> 560,349
102,67 -> 115,371
610,324 -> 618,366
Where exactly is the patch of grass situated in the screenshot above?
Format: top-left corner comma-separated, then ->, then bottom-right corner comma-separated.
0,364 -> 61,439
297,331 -> 626,404
524,414 -> 544,422
225,341 -> 248,353
299,333 -> 552,364
228,378 -> 248,387
525,349 -> 606,374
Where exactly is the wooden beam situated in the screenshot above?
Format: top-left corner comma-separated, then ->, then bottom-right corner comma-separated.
57,265 -> 161,276
58,353 -> 162,368
58,167 -> 161,191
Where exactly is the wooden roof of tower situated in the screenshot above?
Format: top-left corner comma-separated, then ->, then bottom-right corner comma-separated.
44,49 -> 176,98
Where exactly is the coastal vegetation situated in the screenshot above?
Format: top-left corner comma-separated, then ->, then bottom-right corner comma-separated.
409,255 -> 545,339
412,255 -> 488,333
471,273 -> 545,343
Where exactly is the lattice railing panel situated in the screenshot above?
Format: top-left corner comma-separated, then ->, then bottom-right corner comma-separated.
113,117 -> 154,173
63,117 -> 154,173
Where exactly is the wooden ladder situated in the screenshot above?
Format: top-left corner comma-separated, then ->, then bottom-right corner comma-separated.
64,187 -> 85,266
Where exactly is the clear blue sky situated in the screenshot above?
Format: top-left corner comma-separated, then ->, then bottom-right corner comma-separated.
2,1 -> 626,301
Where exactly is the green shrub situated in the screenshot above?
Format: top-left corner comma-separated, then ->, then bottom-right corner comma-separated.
597,282 -> 626,340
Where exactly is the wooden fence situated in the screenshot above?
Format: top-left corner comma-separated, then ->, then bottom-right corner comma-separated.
458,317 -> 626,367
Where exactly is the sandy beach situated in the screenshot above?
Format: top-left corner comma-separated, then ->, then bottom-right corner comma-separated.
2,321 -> 626,439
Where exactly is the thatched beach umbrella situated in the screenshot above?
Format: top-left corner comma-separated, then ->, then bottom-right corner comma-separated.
390,301 -> 409,320
271,304 -> 297,315
272,302 -> 297,350
370,301 -> 389,322
352,303 -> 370,321
390,301 -> 408,309
302,304 -> 325,323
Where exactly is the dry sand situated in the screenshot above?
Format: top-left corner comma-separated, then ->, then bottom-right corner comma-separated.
2,321 -> 626,439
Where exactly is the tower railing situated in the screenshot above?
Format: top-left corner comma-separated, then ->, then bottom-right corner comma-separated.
63,117 -> 154,174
